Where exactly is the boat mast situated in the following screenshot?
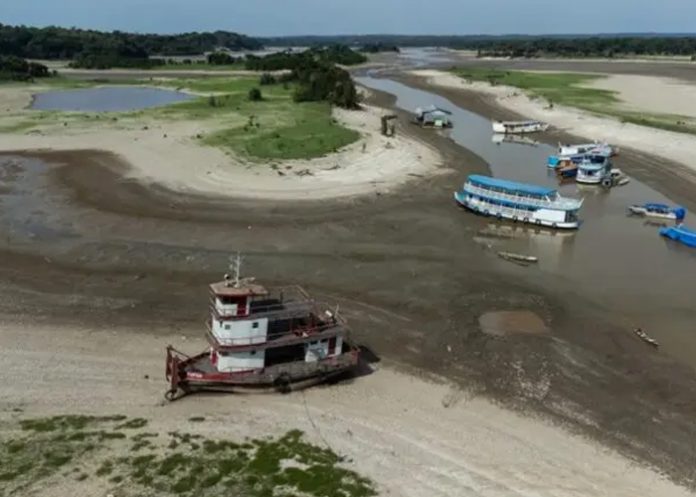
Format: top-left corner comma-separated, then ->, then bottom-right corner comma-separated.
225,252 -> 243,288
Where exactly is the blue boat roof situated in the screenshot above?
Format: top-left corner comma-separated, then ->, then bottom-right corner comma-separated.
467,174 -> 555,197
644,203 -> 671,210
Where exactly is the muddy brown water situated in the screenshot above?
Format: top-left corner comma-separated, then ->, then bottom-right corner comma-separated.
357,74 -> 696,367
1,82 -> 696,486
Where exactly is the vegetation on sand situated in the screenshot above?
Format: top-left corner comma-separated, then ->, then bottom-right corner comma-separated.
0,415 -> 376,497
149,76 -> 359,160
453,68 -> 696,136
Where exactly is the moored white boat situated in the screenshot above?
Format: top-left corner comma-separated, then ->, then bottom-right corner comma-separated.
628,203 -> 686,220
454,174 -> 583,229
492,120 -> 549,134
559,142 -> 616,157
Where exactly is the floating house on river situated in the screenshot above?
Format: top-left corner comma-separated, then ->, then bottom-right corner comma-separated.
414,105 -> 453,128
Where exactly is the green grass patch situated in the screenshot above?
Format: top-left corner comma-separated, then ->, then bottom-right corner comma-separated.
116,418 -> 148,430
154,76 -> 360,160
453,67 -> 696,136
453,68 -> 616,109
19,415 -> 126,432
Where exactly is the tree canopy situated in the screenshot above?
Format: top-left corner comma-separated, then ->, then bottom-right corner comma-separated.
0,23 -> 262,60
0,55 -> 50,81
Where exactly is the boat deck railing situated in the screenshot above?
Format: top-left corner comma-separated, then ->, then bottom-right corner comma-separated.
464,183 -> 581,210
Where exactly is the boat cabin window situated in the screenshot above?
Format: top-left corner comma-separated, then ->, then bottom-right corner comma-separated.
218,295 -> 247,306
252,322 -> 259,329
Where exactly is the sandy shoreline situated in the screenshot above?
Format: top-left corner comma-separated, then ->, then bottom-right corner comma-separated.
2,321 -> 692,497
412,69 -> 696,172
0,85 -> 443,200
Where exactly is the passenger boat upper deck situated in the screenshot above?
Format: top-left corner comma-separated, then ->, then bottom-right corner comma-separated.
454,174 -> 583,229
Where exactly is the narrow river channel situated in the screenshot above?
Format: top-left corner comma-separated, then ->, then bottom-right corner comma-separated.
357,72 -> 696,366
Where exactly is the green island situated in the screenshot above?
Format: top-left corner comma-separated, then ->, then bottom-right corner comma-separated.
0,414 -> 376,496
453,67 -> 696,135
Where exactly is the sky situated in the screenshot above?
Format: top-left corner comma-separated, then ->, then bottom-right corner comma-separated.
1,0 -> 695,36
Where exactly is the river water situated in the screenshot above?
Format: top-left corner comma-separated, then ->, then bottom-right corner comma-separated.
357,72 -> 696,363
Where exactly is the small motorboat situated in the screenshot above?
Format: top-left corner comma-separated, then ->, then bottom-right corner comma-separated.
659,224 -> 696,247
492,120 -> 549,134
629,203 -> 686,221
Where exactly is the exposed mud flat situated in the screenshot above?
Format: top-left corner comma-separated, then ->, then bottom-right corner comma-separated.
1,82 -> 696,491
479,310 -> 549,337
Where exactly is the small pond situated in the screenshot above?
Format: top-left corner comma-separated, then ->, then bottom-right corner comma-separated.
31,86 -> 193,112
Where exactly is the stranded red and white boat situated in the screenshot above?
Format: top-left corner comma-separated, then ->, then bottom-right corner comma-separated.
165,256 -> 359,400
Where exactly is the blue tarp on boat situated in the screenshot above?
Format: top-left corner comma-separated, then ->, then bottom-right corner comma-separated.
641,203 -> 687,220
660,224 -> 696,248
467,174 -> 555,197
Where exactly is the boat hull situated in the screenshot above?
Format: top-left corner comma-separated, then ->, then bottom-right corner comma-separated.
165,345 -> 360,399
660,225 -> 696,248
628,207 -> 677,220
454,191 -> 579,229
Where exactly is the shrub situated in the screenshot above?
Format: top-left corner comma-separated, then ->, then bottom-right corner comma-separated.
248,88 -> 263,101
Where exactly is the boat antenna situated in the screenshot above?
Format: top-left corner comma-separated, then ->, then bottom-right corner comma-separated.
228,252 -> 243,288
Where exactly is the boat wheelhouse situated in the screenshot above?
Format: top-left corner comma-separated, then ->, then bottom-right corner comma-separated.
492,120 -> 549,134
454,174 -> 583,229
165,259 -> 359,400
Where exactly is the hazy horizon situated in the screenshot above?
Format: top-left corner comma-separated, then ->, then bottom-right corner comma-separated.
2,0 -> 696,37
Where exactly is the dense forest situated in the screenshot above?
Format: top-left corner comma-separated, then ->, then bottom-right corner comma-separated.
0,23 -> 262,69
248,48 -> 362,108
360,43 -> 400,54
0,55 -> 50,81
260,34 -> 696,57
245,46 -> 366,71
472,37 -> 696,58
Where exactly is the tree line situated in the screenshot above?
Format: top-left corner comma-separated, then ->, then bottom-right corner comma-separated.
244,46 -> 366,71
258,34 -> 696,57
473,37 -> 696,58
0,23 -> 263,69
0,55 -> 50,81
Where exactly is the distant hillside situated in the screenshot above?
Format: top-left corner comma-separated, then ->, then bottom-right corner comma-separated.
259,34 -> 696,57
0,23 -> 263,60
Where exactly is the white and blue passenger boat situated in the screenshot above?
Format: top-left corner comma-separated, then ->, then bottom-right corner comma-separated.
576,154 -> 612,185
454,174 -> 583,229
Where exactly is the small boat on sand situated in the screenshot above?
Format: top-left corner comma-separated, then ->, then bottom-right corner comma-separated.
492,120 -> 549,134
634,328 -> 659,348
497,251 -> 538,265
628,203 -> 686,221
659,224 -> 696,248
